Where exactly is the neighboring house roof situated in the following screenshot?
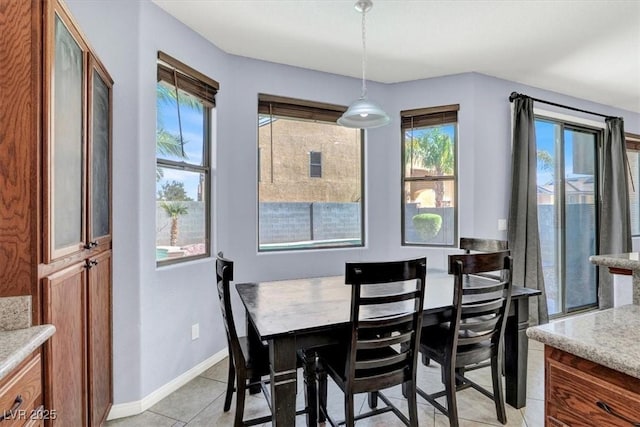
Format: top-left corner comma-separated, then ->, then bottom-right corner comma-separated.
537,176 -> 595,196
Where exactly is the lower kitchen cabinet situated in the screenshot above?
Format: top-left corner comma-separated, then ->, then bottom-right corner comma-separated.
42,250 -> 112,426
0,354 -> 43,427
545,346 -> 640,426
87,251 -> 113,426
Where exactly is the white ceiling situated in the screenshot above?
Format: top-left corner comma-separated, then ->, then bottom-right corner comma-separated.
152,0 -> 640,113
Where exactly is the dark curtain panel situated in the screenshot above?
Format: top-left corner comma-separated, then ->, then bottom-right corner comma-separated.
508,97 -> 549,325
598,117 -> 632,309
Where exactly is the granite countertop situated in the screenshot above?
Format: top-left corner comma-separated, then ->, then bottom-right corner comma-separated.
0,325 -> 56,381
589,252 -> 640,269
527,305 -> 640,379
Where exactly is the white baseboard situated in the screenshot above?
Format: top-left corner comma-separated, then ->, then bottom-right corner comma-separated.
107,348 -> 229,420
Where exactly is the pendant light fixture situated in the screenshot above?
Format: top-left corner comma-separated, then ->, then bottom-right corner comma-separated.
338,0 -> 390,129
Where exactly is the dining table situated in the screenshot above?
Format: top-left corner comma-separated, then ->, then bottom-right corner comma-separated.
236,270 -> 541,426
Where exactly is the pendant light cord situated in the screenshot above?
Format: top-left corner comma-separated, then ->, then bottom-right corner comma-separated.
360,5 -> 367,99
172,69 -> 186,158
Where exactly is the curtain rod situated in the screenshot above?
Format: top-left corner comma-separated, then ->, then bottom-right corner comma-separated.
509,91 -> 620,121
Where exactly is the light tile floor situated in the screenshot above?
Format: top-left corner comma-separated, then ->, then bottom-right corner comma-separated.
107,340 -> 545,426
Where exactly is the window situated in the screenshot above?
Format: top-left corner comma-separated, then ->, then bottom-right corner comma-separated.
401,105 -> 458,246
156,52 -> 218,264
309,151 -> 322,178
258,94 -> 364,251
627,133 -> 640,235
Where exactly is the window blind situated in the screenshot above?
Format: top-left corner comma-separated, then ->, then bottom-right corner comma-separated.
157,51 -> 219,107
258,94 -> 346,123
400,104 -> 459,129
626,133 -> 640,151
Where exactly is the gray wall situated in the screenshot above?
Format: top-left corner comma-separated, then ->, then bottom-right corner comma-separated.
259,202 -> 361,244
67,0 -> 640,406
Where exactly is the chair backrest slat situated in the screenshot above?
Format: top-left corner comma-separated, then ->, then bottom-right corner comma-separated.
459,316 -> 500,334
355,352 -> 410,371
462,282 -> 505,295
449,250 -> 510,275
345,257 -> 427,394
461,299 -> 505,316
459,237 -> 508,253
357,312 -> 415,329
356,330 -> 413,350
359,289 -> 421,305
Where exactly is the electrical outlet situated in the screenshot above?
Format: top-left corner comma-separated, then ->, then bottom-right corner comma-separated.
498,219 -> 508,231
192,323 -> 199,340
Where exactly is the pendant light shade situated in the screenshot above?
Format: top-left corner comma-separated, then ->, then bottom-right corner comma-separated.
337,98 -> 390,128
338,0 -> 390,129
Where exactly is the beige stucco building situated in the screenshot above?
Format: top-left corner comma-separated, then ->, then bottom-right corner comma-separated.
258,117 -> 362,203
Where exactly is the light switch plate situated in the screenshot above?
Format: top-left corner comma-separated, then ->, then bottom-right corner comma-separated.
192,323 -> 199,340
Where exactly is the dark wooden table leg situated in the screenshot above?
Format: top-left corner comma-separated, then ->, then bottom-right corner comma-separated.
504,296 -> 529,409
269,336 -> 298,426
246,314 -> 262,394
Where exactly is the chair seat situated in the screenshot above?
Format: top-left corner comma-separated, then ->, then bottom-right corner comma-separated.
238,336 -> 270,377
420,322 -> 496,368
319,345 -> 410,393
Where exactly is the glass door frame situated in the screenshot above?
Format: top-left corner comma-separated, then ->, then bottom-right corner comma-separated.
535,115 -> 602,318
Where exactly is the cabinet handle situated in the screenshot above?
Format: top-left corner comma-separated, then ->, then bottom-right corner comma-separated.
0,394 -> 23,421
85,259 -> 99,269
596,401 -> 640,426
84,241 -> 98,249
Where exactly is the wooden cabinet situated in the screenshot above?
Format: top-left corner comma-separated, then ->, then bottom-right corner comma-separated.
42,265 -> 86,426
41,2 -> 114,426
42,253 -> 112,427
545,346 -> 640,426
1,0 -> 113,425
86,251 -> 112,426
0,354 -> 43,427
43,0 -> 113,262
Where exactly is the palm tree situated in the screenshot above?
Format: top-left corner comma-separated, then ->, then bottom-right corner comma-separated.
407,127 -> 454,207
160,201 -> 189,246
156,81 -> 204,180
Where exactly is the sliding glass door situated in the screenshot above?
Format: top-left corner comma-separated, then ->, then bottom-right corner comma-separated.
536,118 -> 599,316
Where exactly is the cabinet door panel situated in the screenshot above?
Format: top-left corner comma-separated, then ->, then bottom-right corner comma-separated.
42,263 -> 87,426
87,250 -> 112,426
87,57 -> 113,246
47,7 -> 87,260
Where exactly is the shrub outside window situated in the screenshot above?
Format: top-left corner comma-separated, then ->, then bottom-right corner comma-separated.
401,105 -> 458,246
258,94 -> 364,251
156,52 -> 218,264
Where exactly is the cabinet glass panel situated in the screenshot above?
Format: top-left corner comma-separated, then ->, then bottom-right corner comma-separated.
91,71 -> 110,239
53,14 -> 84,251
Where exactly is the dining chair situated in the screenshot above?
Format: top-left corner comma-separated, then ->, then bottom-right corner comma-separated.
417,251 -> 513,427
316,257 -> 427,427
216,253 -> 317,426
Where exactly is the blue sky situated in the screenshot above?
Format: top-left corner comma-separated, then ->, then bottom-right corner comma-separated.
156,87 -> 205,200
535,119 -> 595,187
